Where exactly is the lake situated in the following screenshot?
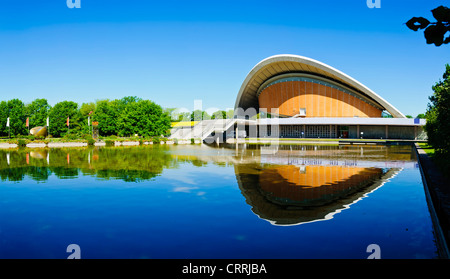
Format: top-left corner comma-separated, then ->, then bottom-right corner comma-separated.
0,143 -> 438,259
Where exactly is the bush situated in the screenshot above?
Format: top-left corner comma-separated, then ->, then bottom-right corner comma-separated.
87,138 -> 96,145
105,139 -> 114,146
83,134 -> 96,145
17,139 -> 28,147
63,133 -> 78,141
152,137 -> 161,144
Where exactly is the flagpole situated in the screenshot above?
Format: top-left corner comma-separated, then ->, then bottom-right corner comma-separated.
7,117 -> 10,139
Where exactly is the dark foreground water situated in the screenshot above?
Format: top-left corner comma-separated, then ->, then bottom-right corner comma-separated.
0,144 -> 438,258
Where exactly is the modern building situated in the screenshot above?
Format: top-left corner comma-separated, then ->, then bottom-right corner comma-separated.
233,54 -> 426,140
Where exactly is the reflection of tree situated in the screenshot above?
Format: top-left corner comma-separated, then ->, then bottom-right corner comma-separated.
51,167 -> 79,179
0,168 -> 26,182
0,146 -> 175,183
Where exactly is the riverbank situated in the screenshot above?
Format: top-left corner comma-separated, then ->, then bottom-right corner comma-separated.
415,143 -> 450,258
0,137 -> 426,148
0,139 -> 203,148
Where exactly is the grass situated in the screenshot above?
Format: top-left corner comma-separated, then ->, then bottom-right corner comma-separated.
418,142 -> 435,157
171,121 -> 199,128
418,142 -> 450,179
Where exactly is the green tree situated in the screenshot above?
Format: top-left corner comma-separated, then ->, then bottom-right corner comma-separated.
211,110 -> 227,120
226,109 -> 235,119
7,99 -> 27,136
0,101 -> 8,136
116,99 -> 171,137
416,113 -> 426,119
190,110 -> 210,121
25,98 -> 51,128
425,64 -> 450,154
48,101 -> 81,137
80,102 -> 96,117
94,99 -> 119,136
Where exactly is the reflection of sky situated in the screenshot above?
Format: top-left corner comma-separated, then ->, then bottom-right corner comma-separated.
160,162 -> 236,196
0,145 -> 438,259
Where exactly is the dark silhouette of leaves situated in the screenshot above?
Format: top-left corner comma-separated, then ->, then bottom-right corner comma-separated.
424,22 -> 448,46
406,17 -> 430,31
406,5 -> 450,46
432,6 -> 450,22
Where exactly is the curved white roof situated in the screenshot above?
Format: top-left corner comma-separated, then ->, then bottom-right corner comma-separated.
235,54 -> 405,118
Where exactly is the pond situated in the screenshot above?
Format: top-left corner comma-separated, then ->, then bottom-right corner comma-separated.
0,144 -> 438,259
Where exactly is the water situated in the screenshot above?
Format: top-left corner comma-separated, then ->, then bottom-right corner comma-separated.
0,144 -> 438,259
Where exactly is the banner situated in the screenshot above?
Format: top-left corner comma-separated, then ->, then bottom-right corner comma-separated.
47,117 -> 49,127
6,117 -> 9,127
26,117 -> 29,127
88,116 -> 90,126
67,117 -> 70,127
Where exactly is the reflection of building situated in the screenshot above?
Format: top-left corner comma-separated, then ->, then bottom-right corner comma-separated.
233,55 -> 426,140
260,165 -> 383,207
235,163 -> 400,226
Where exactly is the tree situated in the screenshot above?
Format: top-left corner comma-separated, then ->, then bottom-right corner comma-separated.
25,98 -> 51,128
226,109 -> 235,119
416,113 -> 426,119
190,110 -> 210,121
406,5 -> 450,46
405,114 -> 413,118
0,101 -> 8,136
7,99 -> 27,136
94,99 -> 119,136
211,110 -> 226,120
48,101 -> 81,137
116,99 -> 171,137
425,64 -> 450,153
80,102 -> 96,117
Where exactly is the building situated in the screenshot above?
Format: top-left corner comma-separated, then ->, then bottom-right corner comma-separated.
233,54 -> 426,140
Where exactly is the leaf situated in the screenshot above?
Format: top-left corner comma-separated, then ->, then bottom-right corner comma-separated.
406,17 -> 430,31
424,23 -> 447,46
431,6 -> 450,22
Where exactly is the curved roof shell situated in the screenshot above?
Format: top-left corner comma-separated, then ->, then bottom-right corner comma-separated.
235,54 -> 405,118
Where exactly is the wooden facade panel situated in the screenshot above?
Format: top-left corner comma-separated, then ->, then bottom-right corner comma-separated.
312,83 -> 319,117
258,80 -> 382,118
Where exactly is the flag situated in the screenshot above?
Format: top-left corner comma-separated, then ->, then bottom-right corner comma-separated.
6,117 -> 9,127
46,117 -> 49,127
26,117 -> 29,127
67,116 -> 70,127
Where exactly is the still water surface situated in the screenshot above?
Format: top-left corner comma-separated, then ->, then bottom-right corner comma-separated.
0,144 -> 438,258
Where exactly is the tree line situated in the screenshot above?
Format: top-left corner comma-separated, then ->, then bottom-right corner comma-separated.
0,96 -> 171,138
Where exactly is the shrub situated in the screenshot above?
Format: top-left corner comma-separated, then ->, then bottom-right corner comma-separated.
17,139 -> 28,147
152,137 -> 161,144
105,139 -> 114,146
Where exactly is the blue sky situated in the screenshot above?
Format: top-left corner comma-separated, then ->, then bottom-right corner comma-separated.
0,0 -> 449,116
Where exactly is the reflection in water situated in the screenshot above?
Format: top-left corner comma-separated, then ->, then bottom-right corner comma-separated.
0,146 -> 174,182
0,144 -> 438,259
235,163 -> 400,226
0,144 -> 411,226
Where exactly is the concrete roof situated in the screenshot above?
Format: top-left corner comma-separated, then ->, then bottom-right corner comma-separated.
235,54 -> 405,118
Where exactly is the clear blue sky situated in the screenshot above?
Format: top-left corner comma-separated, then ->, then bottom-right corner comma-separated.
0,0 -> 449,117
